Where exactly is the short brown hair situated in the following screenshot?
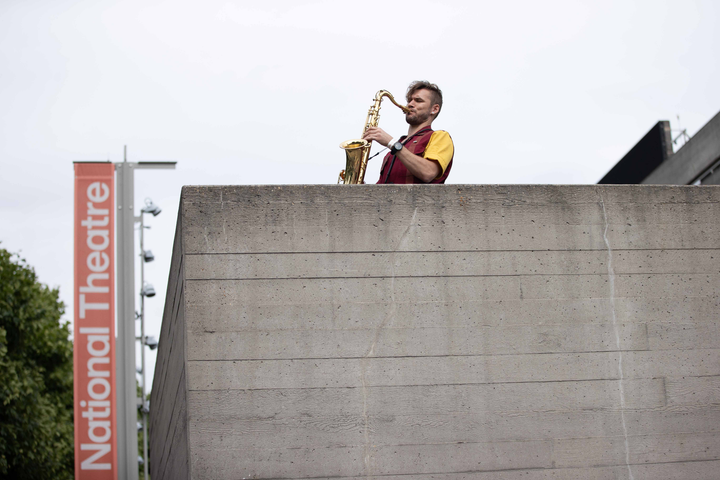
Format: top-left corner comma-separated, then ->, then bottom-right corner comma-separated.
407,80 -> 443,118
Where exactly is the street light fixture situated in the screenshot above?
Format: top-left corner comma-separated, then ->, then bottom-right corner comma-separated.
142,250 -> 155,262
144,335 -> 159,350
140,283 -> 156,297
141,198 -> 162,216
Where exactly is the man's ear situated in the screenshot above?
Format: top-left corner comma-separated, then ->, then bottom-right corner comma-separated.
431,104 -> 440,116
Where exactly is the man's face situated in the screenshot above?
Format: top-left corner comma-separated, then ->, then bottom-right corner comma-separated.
405,88 -> 437,126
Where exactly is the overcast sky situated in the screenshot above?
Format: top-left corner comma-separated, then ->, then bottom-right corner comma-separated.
1,0 -> 718,386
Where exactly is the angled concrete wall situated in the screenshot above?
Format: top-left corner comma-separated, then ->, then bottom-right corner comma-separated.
149,210 -> 189,480
151,184 -> 720,480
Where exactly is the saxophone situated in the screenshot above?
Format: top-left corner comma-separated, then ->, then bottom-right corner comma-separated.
338,90 -> 410,184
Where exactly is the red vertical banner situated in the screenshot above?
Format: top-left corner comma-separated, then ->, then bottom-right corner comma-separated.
74,163 -> 118,480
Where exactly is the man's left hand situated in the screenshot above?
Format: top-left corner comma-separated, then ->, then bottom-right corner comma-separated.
362,127 -> 392,147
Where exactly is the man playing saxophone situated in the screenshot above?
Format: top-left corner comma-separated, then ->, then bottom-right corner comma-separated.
362,81 -> 454,184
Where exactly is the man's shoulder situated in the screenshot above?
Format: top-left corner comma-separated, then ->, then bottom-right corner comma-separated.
425,129 -> 454,162
429,130 -> 453,144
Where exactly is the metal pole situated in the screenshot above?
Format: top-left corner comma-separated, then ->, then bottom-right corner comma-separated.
114,149 -> 175,480
139,213 -> 149,480
116,152 -> 139,480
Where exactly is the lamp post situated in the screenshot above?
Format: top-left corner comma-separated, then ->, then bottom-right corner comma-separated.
115,148 -> 175,480
138,198 -> 160,480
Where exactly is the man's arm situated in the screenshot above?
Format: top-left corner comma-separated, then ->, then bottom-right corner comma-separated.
393,148 -> 442,183
362,127 -> 441,183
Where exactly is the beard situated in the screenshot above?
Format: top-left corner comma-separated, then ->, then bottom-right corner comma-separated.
405,110 -> 431,126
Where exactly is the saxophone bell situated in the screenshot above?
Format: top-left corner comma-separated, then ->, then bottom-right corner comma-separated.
339,139 -> 370,184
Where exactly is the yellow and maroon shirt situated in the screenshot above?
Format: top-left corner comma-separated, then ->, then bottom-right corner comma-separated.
377,127 -> 454,184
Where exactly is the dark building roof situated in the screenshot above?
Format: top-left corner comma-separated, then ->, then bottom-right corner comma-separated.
598,122 -> 672,184
598,110 -> 720,185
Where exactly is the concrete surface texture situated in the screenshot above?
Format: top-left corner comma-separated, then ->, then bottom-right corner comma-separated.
150,184 -> 720,480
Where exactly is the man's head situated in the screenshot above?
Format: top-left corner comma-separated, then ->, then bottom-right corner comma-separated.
405,80 -> 443,126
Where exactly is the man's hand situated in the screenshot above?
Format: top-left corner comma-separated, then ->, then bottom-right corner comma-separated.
362,127 -> 393,148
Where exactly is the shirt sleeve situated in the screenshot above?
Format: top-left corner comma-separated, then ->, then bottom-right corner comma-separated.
423,130 -> 454,175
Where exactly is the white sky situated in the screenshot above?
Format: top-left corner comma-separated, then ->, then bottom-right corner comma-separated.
1,0 -> 718,387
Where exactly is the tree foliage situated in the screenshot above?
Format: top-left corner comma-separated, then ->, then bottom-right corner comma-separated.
0,248 -> 74,480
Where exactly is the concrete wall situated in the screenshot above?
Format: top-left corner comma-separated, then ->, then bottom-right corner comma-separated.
149,211 -> 189,480
151,184 -> 720,479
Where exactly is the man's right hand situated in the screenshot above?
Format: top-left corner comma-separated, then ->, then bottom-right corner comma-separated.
362,127 -> 393,148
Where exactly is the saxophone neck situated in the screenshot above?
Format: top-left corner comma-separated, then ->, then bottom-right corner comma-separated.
375,90 -> 410,114
363,90 -> 410,132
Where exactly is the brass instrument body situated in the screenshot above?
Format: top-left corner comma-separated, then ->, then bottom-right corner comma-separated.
339,90 -> 410,184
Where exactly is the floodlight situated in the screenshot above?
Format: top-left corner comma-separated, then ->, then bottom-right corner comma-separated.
141,198 -> 161,216
141,283 -> 156,297
142,250 -> 155,262
144,335 -> 159,350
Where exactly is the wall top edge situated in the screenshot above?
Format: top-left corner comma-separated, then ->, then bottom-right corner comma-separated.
180,184 -> 720,189
179,184 -> 720,205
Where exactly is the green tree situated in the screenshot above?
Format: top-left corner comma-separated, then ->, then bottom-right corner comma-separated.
0,248 -> 74,480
